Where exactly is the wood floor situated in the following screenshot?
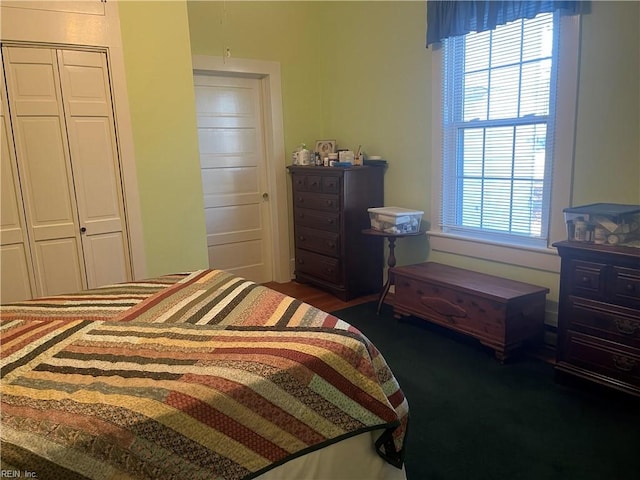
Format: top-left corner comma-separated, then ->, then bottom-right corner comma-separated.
262,280 -> 379,313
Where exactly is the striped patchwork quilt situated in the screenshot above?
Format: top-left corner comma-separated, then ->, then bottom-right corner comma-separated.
1,270 -> 408,479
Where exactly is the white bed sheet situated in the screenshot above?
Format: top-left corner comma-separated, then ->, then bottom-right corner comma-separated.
257,430 -> 407,480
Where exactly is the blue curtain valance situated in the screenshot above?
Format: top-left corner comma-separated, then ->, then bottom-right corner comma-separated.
426,1 -> 588,47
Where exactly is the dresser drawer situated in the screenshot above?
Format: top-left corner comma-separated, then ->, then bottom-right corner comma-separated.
293,192 -> 340,212
568,259 -> 607,299
292,174 -> 322,192
567,296 -> 640,349
611,265 -> 640,309
394,275 -> 506,341
295,226 -> 339,257
294,249 -> 341,284
294,208 -> 339,232
322,176 -> 340,193
562,331 -> 640,388
292,174 -> 342,194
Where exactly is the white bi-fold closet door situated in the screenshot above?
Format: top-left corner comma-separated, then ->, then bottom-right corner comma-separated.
0,46 -> 131,302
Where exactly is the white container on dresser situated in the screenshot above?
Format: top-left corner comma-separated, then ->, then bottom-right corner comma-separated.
554,241 -> 640,397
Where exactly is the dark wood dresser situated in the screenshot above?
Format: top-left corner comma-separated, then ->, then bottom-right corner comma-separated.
287,165 -> 384,300
392,262 -> 549,362
554,241 -> 640,397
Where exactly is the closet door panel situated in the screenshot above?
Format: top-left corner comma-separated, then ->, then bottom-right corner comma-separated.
4,47 -> 59,116
82,232 -> 129,288
1,61 -> 35,302
67,118 -> 123,233
1,117 -> 25,245
15,117 -> 78,240
1,1 -> 105,15
0,244 -> 34,303
34,238 -> 85,296
59,49 -> 131,287
14,117 -> 85,295
58,49 -> 111,116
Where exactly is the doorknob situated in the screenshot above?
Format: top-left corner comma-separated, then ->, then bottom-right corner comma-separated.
262,192 -> 269,200
80,227 -> 87,234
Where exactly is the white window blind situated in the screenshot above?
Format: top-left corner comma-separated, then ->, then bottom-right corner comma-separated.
441,12 -> 558,249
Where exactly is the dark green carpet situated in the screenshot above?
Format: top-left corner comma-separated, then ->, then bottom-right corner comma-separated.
331,302 -> 639,480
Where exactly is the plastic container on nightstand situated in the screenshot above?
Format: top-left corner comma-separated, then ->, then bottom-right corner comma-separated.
368,206 -> 424,234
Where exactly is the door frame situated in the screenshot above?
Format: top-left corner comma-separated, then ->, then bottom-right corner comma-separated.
192,55 -> 291,283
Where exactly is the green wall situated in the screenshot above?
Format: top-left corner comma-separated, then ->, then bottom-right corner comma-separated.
118,0 -> 208,277
117,1 -> 639,290
572,1 -> 640,204
314,1 -> 432,265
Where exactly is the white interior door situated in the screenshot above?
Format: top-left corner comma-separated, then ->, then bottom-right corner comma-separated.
194,74 -> 272,283
57,49 -> 131,288
3,46 -> 86,296
0,59 -> 36,303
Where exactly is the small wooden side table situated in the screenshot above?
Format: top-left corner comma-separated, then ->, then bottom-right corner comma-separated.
361,228 -> 424,314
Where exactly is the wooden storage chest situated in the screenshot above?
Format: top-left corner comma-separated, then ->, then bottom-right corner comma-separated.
392,262 -> 549,362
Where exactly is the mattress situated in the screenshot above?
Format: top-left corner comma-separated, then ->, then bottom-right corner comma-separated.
1,269 -> 408,479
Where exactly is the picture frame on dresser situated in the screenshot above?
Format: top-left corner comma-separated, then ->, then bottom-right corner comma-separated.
315,139 -> 336,157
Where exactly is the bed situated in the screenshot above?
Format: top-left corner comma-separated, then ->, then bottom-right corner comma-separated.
1,269 -> 408,479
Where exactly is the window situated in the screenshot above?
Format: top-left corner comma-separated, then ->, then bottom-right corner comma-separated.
443,12 -> 556,247
430,12 -> 580,272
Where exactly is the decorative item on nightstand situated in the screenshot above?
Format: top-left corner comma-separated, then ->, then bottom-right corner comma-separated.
368,206 -> 424,234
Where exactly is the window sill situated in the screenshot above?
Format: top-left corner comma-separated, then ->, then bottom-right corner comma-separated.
427,231 -> 561,273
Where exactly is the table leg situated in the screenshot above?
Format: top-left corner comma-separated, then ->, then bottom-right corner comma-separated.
377,237 -> 398,314
376,277 -> 391,315
387,237 -> 397,268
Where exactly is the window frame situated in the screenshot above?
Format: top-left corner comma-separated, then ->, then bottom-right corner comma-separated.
429,13 -> 581,273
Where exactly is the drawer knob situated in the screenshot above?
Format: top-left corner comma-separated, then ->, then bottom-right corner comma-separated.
612,354 -> 636,372
328,219 -> 334,224
298,197 -> 304,203
298,236 -> 305,241
580,276 -> 590,284
625,283 -> 635,292
615,318 -> 639,335
297,259 -> 304,264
